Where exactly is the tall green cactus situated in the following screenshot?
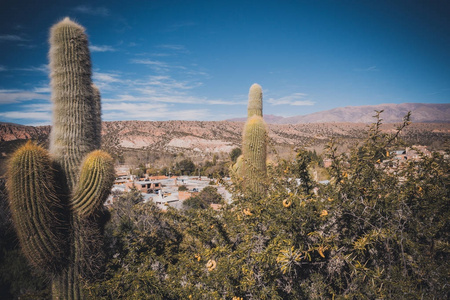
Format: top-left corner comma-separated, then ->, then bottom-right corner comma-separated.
241,84 -> 267,193
6,17 -> 114,300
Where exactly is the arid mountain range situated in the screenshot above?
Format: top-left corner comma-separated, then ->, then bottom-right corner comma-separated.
228,103 -> 450,124
1,120 -> 449,155
1,103 -> 449,163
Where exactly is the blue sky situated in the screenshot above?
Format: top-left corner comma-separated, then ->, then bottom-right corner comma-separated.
0,0 -> 449,125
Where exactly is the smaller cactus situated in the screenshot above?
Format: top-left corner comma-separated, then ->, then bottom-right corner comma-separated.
242,115 -> 267,193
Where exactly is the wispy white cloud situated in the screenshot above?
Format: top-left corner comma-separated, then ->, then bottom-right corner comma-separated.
132,59 -> 190,74
73,5 -> 109,16
90,67 -> 241,121
93,71 -> 122,90
158,44 -> 186,50
16,64 -> 49,73
93,72 -> 121,83
157,44 -> 189,54
268,93 -> 315,106
102,99 -> 209,121
354,65 -> 379,72
0,89 -> 50,104
0,103 -> 52,124
131,59 -> 169,68
0,111 -> 51,121
0,34 -> 28,42
90,45 -> 116,52
0,64 -> 48,74
33,86 -> 51,93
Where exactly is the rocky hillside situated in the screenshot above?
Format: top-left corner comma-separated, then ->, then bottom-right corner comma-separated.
228,103 -> 450,124
1,121 -> 449,155
0,123 -> 50,142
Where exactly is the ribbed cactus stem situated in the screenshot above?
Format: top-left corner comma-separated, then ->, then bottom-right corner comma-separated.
242,115 -> 267,193
49,17 -> 96,190
71,150 -> 115,216
247,83 -> 263,118
6,142 -> 68,274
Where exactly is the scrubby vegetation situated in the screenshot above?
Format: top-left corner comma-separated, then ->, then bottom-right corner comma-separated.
4,112 -> 446,299
81,113 -> 448,299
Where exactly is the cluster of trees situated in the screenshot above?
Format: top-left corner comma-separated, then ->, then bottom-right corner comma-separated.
1,117 -> 448,299
129,150 -> 243,178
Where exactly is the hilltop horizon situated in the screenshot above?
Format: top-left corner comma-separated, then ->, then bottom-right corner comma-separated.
2,102 -> 448,127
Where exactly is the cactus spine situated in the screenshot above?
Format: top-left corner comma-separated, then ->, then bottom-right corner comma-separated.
7,17 -> 114,300
241,84 -> 267,193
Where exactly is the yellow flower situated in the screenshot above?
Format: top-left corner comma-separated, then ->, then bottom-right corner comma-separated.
282,199 -> 292,208
206,259 -> 216,271
243,208 -> 253,216
210,225 -> 214,229
327,197 -> 333,202
194,254 -> 201,262
318,245 -> 326,258
320,210 -> 328,217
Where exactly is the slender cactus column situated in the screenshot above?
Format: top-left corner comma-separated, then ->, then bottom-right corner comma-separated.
241,83 -> 268,194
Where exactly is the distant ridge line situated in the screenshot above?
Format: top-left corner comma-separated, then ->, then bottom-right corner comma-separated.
226,103 -> 450,124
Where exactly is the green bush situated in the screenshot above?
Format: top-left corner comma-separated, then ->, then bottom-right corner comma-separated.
178,185 -> 188,191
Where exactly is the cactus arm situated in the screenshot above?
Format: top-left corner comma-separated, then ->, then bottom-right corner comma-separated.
71,150 -> 115,216
6,142 -> 68,273
230,155 -> 244,179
